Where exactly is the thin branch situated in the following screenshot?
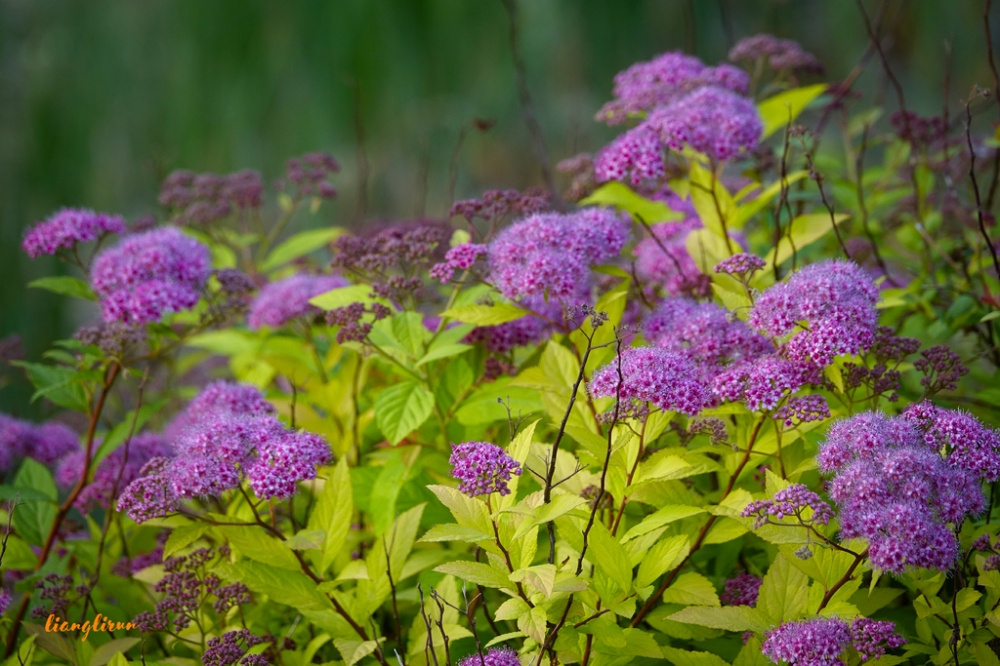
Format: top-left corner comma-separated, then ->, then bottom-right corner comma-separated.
966,90 -> 1000,279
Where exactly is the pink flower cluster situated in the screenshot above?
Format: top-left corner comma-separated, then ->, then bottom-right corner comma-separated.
819,410 -> 987,573
720,573 -> 762,607
762,617 -> 903,666
742,483 -> 834,529
90,227 -> 212,324
118,382 -> 330,522
457,646 -> 520,666
487,209 -> 630,301
21,208 -> 126,258
0,415 -> 78,470
589,347 -> 712,416
713,355 -> 824,412
449,441 -> 522,497
159,169 -> 264,225
749,260 -> 880,366
902,402 -> 1000,482
247,273 -> 349,329
430,243 -> 489,282
56,433 -> 174,511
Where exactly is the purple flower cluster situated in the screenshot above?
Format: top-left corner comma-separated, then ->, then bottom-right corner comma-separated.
748,260 -> 880,366
762,617 -> 903,666
742,484 -> 834,529
589,347 -> 712,416
0,588 -> 10,616
457,647 -> 520,666
593,125 -> 665,186
30,573 -> 74,620
720,573 -> 762,607
715,252 -> 766,277
902,402 -> 1000,482
597,51 -> 749,125
644,297 -> 773,379
451,188 -> 549,222
159,169 -> 263,226
247,273 -> 349,329
203,629 -> 268,666
819,411 -> 986,573
56,433 -> 174,511
728,34 -> 823,74
913,345 -> 969,394
430,243 -> 489,282
118,382 -> 330,522
632,218 -> 711,297
487,209 -> 630,302
713,355 -> 824,412
282,151 -> 339,200
22,208 -> 126,258
463,296 -> 560,354
449,442 -> 522,497
774,395 -> 830,428
0,415 -> 78,470
90,227 -> 212,324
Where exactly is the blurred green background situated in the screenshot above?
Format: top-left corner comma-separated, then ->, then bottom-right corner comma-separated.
2,0 -> 998,415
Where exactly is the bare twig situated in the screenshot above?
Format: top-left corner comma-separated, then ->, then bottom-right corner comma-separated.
966,89 -> 1000,279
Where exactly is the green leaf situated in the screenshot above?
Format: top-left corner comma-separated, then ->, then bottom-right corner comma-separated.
688,160 -> 737,240
434,561 -> 512,589
668,605 -> 770,633
22,622 -> 76,664
28,276 -> 97,301
580,181 -> 683,223
701,517 -> 749,545
390,311 -> 431,358
416,343 -> 472,367
584,521 -> 632,593
427,485 -> 494,535
14,459 -> 57,500
259,227 -> 345,272
3,635 -> 35,666
757,554 -> 809,624
309,284 -> 382,310
0,535 -> 37,569
659,647 -> 730,666
418,523 -> 491,543
373,380 -> 435,445
635,535 -> 690,590
284,529 -> 325,551
512,493 -> 588,540
734,171 -> 809,227
88,639 -> 140,666
13,361 -> 89,412
518,606 -> 548,643
441,303 -> 527,326
661,572 -> 720,607
308,456 -> 353,574
765,213 -> 850,267
216,525 -> 301,571
333,639 -> 378,666
368,450 -> 408,535
757,83 -> 828,139
163,524 -> 209,558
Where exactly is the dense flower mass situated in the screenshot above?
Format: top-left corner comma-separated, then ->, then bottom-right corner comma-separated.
644,297 -> 772,378
159,169 -> 264,225
742,483 -> 834,529
90,227 -> 212,324
487,209 -> 629,301
589,347 -> 712,416
902,402 -> 1000,482
648,87 -> 763,161
632,218 -> 711,297
720,573 -> 762,607
819,411 -> 985,573
761,617 -> 903,666
56,433 -> 174,510
457,646 -> 520,666
749,260 -> 880,365
430,242 -> 489,282
22,208 -> 126,258
0,415 -> 79,470
715,252 -> 766,276
450,442 -> 522,497
713,355 -> 824,412
247,273 -> 349,329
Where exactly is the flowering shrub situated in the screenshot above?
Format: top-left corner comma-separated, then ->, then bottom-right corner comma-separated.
5,28 -> 1000,666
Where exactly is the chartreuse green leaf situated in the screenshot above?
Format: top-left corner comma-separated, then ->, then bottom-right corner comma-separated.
518,606 -> 548,643
13,361 -> 90,412
757,83 -> 827,139
307,456 -> 353,574
87,639 -> 141,666
333,639 -> 379,666
669,605 -> 770,633
373,380 -> 434,445
308,284 -> 384,310
440,302 -> 526,326
164,524 -> 210,558
215,525 -> 301,571
734,170 -> 808,227
636,535 -> 690,591
661,572 -> 720,606
583,521 -> 632,593
688,160 -> 737,240
579,181 -> 683,223
757,554 -> 810,624
433,561 -> 512,589
765,213 -> 850,267
659,647 -> 730,666
259,227 -> 345,272
734,636 -> 771,666
28,276 -> 97,301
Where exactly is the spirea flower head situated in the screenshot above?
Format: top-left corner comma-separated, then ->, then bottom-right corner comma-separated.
451,188 -> 549,222
774,394 -> 830,428
713,355 -> 824,412
283,151 -> 339,200
819,411 -> 984,573
1,415 -> 79,469
593,125 -> 666,186
487,209 -> 630,301
202,629 -> 268,666
430,243 -> 489,282
22,208 -> 126,258
247,273 -> 348,329
589,347 -> 712,416
449,442 -> 522,497
597,51 -> 750,125
644,297 -> 773,378
457,646 -> 520,666
90,227 -> 211,324
720,573 -> 762,607
245,430 -> 332,500
159,169 -> 263,225
761,617 -> 903,666
902,402 -> 1000,482
742,483 -> 834,529
633,218 -> 711,297
647,87 -> 763,161
748,260 -> 879,366
729,34 -> 823,74
715,252 -> 766,277
57,433 -> 174,511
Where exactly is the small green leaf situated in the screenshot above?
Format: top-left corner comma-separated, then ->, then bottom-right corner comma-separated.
441,303 -> 527,326
635,535 -> 690,590
580,181 -> 683,223
164,524 -> 209,558
333,639 -> 378,666
757,554 -> 810,624
757,84 -> 828,139
14,459 -> 57,500
88,639 -> 141,666
216,525 -> 301,571
659,647 -> 731,666
418,524 -> 491,543
373,381 -> 435,445
584,521 -> 632,593
661,572 -> 720,607
434,561 -> 512,589
765,213 -> 850,267
28,276 -> 97,301
668,606 -> 769,633
309,284 -> 382,310
284,529 -> 326,551
518,606 -> 548,643
259,227 -> 345,272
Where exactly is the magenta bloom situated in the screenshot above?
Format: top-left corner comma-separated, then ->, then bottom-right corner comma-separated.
762,617 -> 903,666
487,209 -> 630,302
457,647 -> 520,666
0,415 -> 79,470
729,34 -> 823,74
593,125 -> 666,186
742,483 -> 834,529
56,433 -> 174,511
644,297 -> 773,379
22,208 -> 126,258
720,573 -> 762,607
715,252 -> 766,276
90,227 -> 211,324
902,402 -> 1000,482
633,218 -> 710,297
247,273 -> 349,329
749,260 -> 879,366
450,442 -> 522,497
648,87 -> 762,161
0,588 -> 10,616
245,430 -> 332,500
430,243 -> 489,282
589,347 -> 712,416
713,355 -> 823,412
819,411 -> 984,573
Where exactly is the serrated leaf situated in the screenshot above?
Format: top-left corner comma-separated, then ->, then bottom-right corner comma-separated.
636,535 -> 690,590
29,276 -> 97,301
757,554 -> 809,624
584,521 -> 632,593
418,524 -> 491,543
434,561 -> 511,589
373,380 -> 434,445
623,506 -> 706,543
259,227 -> 345,272
333,639 -> 378,666
307,456 -> 353,574
668,605 -> 769,633
660,647 -> 730,666
661,572 -> 720,607
164,523 -> 209,558
518,606 -> 548,643
441,303 -> 527,326
309,284 -> 383,310
216,525 -> 301,571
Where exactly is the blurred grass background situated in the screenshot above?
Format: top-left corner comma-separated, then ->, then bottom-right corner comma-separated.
1,0 -> 997,415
